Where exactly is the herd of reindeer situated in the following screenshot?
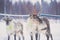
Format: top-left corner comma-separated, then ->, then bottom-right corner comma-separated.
3,14 -> 53,40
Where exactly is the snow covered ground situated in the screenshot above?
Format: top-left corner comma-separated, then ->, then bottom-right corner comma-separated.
50,19 -> 60,40
0,19 -> 60,40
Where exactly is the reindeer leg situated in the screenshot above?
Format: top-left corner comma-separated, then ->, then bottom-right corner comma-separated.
14,33 -> 16,40
46,34 -> 49,40
18,36 -> 21,40
21,31 -> 24,40
22,35 -> 24,40
35,33 -> 38,40
38,34 -> 40,40
35,32 -> 40,40
30,32 -> 33,40
50,34 -> 53,40
31,35 -> 33,40
8,35 -> 10,40
22,34 -> 24,40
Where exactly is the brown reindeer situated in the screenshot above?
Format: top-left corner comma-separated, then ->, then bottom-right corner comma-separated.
28,14 -> 53,40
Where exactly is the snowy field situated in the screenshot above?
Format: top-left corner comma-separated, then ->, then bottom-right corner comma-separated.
0,19 -> 60,40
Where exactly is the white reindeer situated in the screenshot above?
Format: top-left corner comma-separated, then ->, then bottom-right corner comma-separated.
3,17 -> 24,40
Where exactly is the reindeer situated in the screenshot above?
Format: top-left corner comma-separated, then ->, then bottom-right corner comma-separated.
3,16 -> 13,40
26,14 -> 42,40
14,20 -> 24,40
27,14 -> 53,40
3,17 -> 24,40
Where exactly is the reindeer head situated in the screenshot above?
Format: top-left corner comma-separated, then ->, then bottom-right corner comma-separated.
3,16 -> 12,25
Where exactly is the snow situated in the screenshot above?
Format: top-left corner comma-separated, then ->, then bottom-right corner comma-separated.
0,19 -> 60,40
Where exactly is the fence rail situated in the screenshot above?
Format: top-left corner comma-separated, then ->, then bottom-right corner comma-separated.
0,13 -> 60,19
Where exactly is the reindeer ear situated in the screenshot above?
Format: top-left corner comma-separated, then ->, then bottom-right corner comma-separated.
3,17 -> 7,21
